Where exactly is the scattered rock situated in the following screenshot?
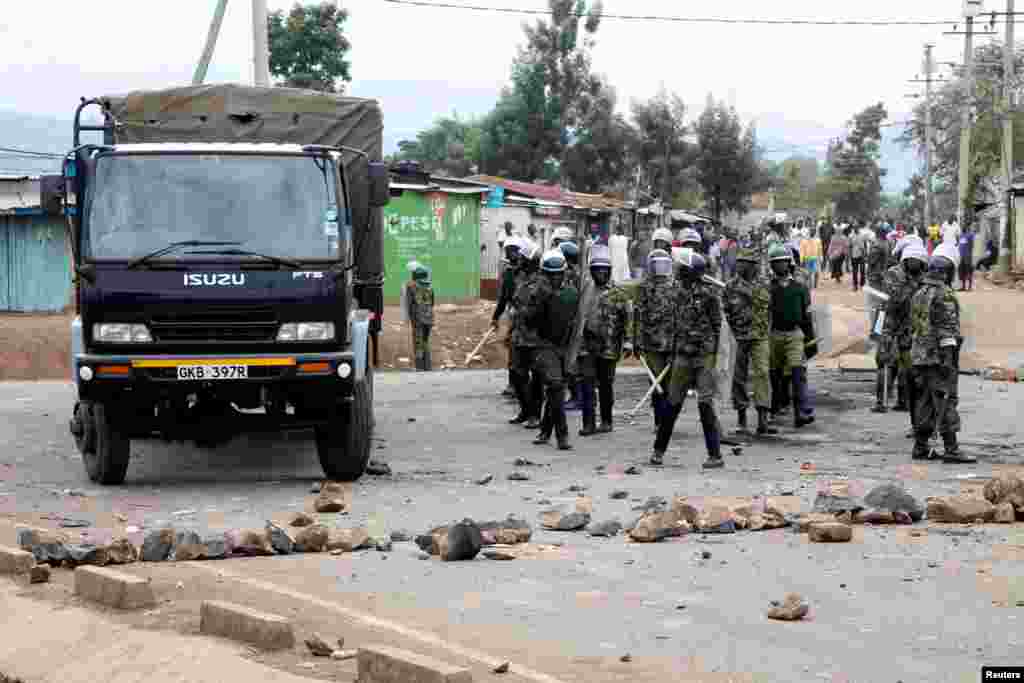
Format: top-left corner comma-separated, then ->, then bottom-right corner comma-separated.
631,496 -> 668,513
983,472 -> 1024,514
170,530 -> 208,561
701,550 -> 712,560
226,529 -> 275,556
18,527 -> 70,566
925,495 -> 997,523
492,661 -> 510,674
29,564 -> 50,584
610,490 -> 629,500
484,549 -> 516,561
620,654 -> 632,663
995,502 -> 1016,524
696,507 -> 737,534
536,499 -> 551,506
440,520 -> 484,561
513,458 -> 539,467
624,466 -> 642,475
375,539 -> 393,552
105,538 -> 138,565
812,484 -> 865,515
478,517 -> 532,545
331,650 -> 358,661
203,535 -> 228,560
567,484 -> 587,493
65,544 -> 109,566
476,474 -> 494,486
366,460 -> 392,476
863,483 -> 925,522
629,509 -> 689,542
540,509 -> 590,531
853,509 -> 897,525
326,528 -> 371,552
586,519 -> 622,537
141,528 -> 176,562
314,482 -> 347,513
305,633 -> 334,657
293,525 -> 329,553
808,522 -> 853,543
766,593 -> 809,621
390,530 -> 413,543
289,512 -> 315,528
508,472 -> 530,481
267,523 -> 295,555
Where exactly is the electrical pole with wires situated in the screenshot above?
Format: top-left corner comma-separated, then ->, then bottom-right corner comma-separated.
924,43 -> 936,231
999,0 -> 1015,274
957,9 -> 977,230
252,0 -> 271,87
193,0 -> 229,85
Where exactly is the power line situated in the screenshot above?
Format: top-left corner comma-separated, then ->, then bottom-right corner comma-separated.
383,0 -> 961,26
0,146 -> 62,158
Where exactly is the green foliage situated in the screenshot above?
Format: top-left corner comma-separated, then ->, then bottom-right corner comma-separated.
824,102 -> 887,220
268,2 -> 351,93
563,79 -> 638,193
395,114 -> 484,177
630,88 -> 693,202
695,95 -> 761,221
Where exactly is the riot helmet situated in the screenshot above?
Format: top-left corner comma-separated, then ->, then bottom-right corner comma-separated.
676,249 -> 707,284
647,248 -> 673,279
590,248 -> 612,287
558,240 -> 580,266
901,243 -> 928,278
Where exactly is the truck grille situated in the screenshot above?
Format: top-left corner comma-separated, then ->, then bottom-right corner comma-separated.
149,308 -> 278,343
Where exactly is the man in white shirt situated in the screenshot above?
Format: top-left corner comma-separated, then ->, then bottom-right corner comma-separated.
942,216 -> 961,245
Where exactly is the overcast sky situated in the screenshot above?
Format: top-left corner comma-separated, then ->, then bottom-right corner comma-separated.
1,0 -> 990,182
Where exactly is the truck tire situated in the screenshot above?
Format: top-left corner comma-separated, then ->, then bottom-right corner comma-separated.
315,367 -> 372,481
83,403 -> 131,485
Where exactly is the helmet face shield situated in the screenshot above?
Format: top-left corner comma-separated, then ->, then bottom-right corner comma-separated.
647,248 -> 673,278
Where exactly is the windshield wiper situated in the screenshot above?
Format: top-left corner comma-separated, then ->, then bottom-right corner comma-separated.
127,240 -> 241,270
185,249 -> 302,270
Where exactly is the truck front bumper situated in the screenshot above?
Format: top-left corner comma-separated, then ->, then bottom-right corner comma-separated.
73,351 -> 358,404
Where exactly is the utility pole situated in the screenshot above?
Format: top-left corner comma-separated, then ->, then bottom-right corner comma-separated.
925,43 -> 936,231
252,0 -> 271,87
998,0 -> 1016,274
957,14 -> 976,229
193,0 -> 229,85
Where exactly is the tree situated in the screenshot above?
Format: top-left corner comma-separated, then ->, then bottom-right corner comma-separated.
395,114 -> 484,177
268,2 -> 351,93
694,95 -> 761,221
519,0 -> 604,186
630,88 -> 692,203
563,79 -> 638,193
826,103 -> 887,220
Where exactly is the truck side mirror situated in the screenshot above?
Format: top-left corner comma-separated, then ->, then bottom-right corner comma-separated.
368,161 -> 390,207
39,174 -> 66,216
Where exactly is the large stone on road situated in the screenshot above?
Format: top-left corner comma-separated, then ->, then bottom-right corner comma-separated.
66,543 -> 110,566
926,495 -> 997,523
292,525 -> 329,553
863,483 -> 924,521
995,502 -> 1016,523
266,523 -> 294,555
628,510 -> 689,542
105,538 -> 138,565
314,481 -> 348,513
440,520 -> 483,562
327,527 -> 371,553
766,593 -> 810,621
586,519 -> 622,537
477,517 -> 532,545
983,472 -> 1024,514
808,522 -> 853,543
140,528 -> 176,562
169,530 -> 206,561
812,483 -> 865,515
226,529 -> 275,556
17,526 -> 70,566
539,509 -> 590,531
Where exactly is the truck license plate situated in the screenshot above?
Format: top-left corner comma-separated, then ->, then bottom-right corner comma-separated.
176,364 -> 248,380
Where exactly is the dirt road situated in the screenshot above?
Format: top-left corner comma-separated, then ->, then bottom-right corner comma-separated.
2,369 -> 1023,682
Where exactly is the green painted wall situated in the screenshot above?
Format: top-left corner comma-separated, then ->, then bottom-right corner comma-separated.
383,190 -> 480,303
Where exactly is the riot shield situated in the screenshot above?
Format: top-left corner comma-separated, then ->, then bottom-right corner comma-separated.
810,304 -> 833,355
862,285 -> 889,353
959,299 -> 977,354
715,317 -> 736,405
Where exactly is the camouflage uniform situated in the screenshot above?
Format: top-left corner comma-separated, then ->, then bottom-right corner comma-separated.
510,270 -> 545,423
880,264 -> 923,416
910,275 -> 961,455
632,276 -> 677,424
867,240 -> 890,290
407,280 -> 434,371
577,281 -> 632,431
724,273 -> 772,412
769,270 -> 816,427
652,277 -> 722,457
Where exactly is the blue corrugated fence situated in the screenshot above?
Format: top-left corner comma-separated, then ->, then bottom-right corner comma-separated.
0,214 -> 72,312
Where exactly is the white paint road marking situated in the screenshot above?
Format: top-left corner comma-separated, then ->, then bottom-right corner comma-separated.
190,563 -> 568,683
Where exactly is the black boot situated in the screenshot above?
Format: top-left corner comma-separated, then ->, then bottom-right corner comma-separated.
533,396 -> 554,444
555,395 -> 573,451
912,431 -> 933,460
756,407 -> 778,435
736,408 -> 749,433
597,376 -> 614,432
578,381 -> 597,435
940,433 -> 976,464
872,368 -> 888,412
651,401 -> 682,465
792,368 -> 815,428
699,403 -> 724,469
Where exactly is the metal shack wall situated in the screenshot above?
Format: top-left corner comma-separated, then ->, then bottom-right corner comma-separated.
0,214 -> 71,312
383,190 -> 479,304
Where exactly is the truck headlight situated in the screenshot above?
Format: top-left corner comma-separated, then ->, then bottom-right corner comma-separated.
277,322 -> 335,342
93,323 -> 152,343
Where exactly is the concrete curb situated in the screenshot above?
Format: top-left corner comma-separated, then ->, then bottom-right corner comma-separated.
200,600 -> 295,651
358,644 -> 472,683
0,545 -> 35,574
73,566 -> 156,609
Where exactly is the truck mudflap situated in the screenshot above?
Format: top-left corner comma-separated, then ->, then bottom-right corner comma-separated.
350,309 -> 371,380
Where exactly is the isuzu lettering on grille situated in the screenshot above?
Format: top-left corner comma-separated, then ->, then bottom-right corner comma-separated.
184,273 -> 246,286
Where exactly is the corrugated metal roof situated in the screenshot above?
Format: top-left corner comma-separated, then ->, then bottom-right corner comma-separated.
0,177 -> 41,212
466,174 -> 566,203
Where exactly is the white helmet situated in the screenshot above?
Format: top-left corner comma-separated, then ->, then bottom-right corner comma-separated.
552,227 -> 574,242
901,244 -> 929,264
931,241 -> 960,268
894,234 -> 923,258
680,228 -> 702,246
652,227 -> 674,244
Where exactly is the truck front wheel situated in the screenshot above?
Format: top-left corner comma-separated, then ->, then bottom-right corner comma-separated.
82,402 -> 131,485
315,369 -> 372,481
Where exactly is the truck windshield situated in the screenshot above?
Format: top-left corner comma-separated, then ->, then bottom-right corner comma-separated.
84,153 -> 343,262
